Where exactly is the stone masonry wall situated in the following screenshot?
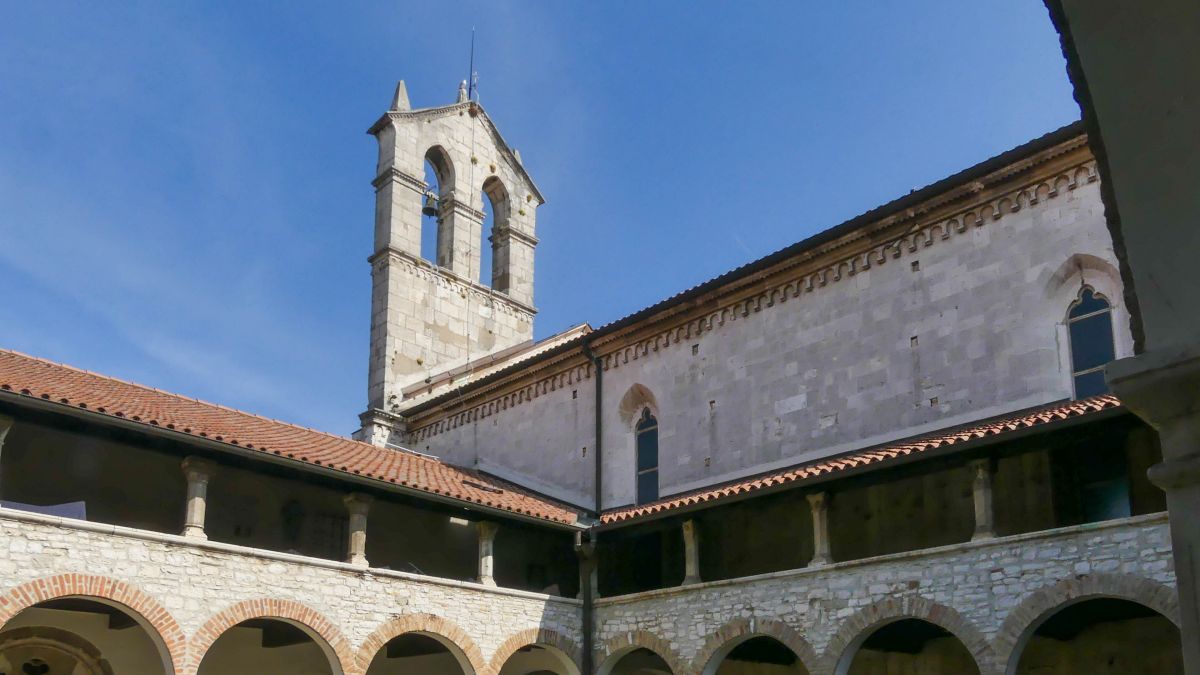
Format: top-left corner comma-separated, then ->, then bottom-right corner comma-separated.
414,147 -> 1135,510
0,510 -> 582,675
593,514 -> 1175,675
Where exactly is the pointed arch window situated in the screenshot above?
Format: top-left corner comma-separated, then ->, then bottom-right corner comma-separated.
635,408 -> 659,505
1067,286 -> 1115,398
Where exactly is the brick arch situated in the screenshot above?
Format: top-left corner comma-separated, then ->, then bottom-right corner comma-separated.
822,595 -> 995,675
0,573 -> 186,674
994,573 -> 1180,675
187,598 -> 353,675
597,629 -> 687,675
487,627 -> 582,675
355,612 -> 485,675
692,617 -> 818,675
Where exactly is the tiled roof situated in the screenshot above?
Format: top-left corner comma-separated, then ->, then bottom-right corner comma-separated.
600,395 -> 1122,524
0,350 -> 582,525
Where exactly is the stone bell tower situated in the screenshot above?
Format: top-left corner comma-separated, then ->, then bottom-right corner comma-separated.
358,80 -> 543,446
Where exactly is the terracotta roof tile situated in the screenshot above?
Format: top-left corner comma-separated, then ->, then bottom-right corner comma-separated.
0,350 -> 582,525
600,395 -> 1122,524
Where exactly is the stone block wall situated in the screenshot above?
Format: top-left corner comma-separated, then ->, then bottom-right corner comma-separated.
593,514 -> 1175,675
0,510 -> 581,675
411,147 -> 1135,510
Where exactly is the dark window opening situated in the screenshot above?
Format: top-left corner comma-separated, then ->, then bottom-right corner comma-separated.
636,409 -> 659,505
1067,286 -> 1115,398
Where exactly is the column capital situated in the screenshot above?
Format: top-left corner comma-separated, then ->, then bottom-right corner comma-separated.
477,520 -> 500,540
181,456 -> 216,483
806,491 -> 829,511
968,457 -> 995,473
343,492 -> 374,516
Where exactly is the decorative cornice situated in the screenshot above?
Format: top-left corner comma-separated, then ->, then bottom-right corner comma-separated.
493,225 -> 539,248
445,197 -> 486,222
406,139 -> 1099,437
372,167 -> 427,194
370,247 -> 538,318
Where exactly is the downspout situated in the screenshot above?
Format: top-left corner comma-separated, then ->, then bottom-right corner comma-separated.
577,338 -> 604,674
582,339 -> 603,516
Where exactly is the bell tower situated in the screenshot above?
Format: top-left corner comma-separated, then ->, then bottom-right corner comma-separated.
358,80 -> 543,447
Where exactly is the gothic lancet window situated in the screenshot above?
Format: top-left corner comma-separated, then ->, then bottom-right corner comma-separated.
1067,286 -> 1115,398
635,408 -> 659,505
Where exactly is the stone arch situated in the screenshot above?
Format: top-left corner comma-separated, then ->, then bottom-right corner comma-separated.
693,617 -> 818,675
188,598 -> 352,675
1042,252 -> 1132,386
0,573 -> 185,674
994,573 -> 1179,674
355,613 -> 485,675
481,175 -> 512,289
1043,253 -> 1123,305
596,630 -> 686,675
424,145 -> 456,197
823,596 -> 994,674
487,627 -> 582,675
618,384 -> 660,428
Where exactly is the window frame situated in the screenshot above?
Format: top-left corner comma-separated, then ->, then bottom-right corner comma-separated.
634,408 -> 659,505
1066,285 -> 1115,399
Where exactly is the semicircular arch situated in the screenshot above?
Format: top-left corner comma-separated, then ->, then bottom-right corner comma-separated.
693,617 -> 818,675
188,598 -> 352,675
995,573 -> 1180,675
0,573 -> 185,675
822,596 -> 994,675
355,612 -> 485,675
596,629 -> 685,675
488,627 -> 581,675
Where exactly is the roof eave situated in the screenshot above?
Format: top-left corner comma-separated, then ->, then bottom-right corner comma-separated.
594,402 -> 1129,531
0,390 -> 585,530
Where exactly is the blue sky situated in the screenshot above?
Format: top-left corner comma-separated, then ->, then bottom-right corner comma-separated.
0,2 -> 1078,435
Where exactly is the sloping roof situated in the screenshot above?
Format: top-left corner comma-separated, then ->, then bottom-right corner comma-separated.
0,349 -> 582,525
600,395 -> 1122,524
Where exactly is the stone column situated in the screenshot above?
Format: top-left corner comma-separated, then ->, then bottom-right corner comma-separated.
181,457 -> 215,540
477,521 -> 499,586
807,492 -> 833,566
1109,349 -> 1200,671
970,458 -> 997,541
681,519 -> 702,586
344,493 -> 373,567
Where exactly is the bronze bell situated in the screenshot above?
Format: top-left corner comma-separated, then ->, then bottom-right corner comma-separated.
421,192 -> 439,217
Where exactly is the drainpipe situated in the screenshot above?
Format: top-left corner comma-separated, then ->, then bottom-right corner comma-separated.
579,338 -> 604,674
575,531 -> 596,675
582,339 -> 603,515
